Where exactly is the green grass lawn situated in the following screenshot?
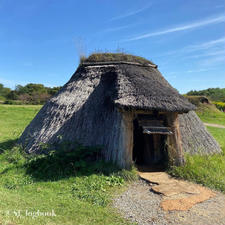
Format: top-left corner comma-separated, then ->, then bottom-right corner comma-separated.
0,104 -> 225,224
0,105 -> 42,148
0,105 -> 135,225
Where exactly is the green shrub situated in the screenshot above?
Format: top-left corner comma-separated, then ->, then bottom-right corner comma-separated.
186,88 -> 225,102
213,101 -> 225,111
4,100 -> 23,105
3,146 -> 26,165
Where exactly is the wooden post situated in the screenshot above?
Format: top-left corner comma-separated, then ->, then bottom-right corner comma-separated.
167,112 -> 185,166
119,111 -> 134,169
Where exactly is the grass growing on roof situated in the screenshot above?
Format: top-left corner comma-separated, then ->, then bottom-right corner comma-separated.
81,53 -> 155,66
0,105 -> 136,225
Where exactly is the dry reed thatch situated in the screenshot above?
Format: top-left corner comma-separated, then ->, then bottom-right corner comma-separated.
178,111 -> 221,154
18,53 -> 220,167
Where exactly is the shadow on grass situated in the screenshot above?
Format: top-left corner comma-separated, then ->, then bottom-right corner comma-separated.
24,145 -> 121,182
0,138 -> 18,153
0,140 -> 134,182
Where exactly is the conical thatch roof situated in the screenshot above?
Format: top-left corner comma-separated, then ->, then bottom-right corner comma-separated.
178,111 -> 221,154
82,53 -> 195,112
19,54 -> 195,152
19,53 -> 204,163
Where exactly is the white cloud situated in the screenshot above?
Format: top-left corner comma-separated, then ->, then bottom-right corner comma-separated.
181,38 -> 225,66
110,3 -> 152,21
199,55 -> 225,66
185,50 -> 225,59
125,15 -> 225,41
104,24 -> 134,32
155,37 -> 225,58
185,37 -> 225,52
186,69 -> 211,73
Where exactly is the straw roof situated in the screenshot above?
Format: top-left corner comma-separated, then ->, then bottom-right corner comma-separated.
80,54 -> 195,112
178,111 -> 221,154
19,53 -> 195,155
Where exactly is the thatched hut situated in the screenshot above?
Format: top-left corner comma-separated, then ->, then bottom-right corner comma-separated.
19,53 -> 221,168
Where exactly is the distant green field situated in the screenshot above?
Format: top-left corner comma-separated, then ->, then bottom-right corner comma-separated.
0,105 -> 42,143
0,105 -> 134,225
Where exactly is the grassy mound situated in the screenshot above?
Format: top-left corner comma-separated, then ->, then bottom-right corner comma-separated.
196,103 -> 225,126
184,95 -> 225,126
184,95 -> 209,106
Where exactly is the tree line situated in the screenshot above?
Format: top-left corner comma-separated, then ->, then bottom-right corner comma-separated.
1,84 -> 224,106
186,88 -> 225,102
0,83 -> 61,104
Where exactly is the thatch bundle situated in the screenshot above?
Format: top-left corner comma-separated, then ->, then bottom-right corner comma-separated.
18,53 -> 221,168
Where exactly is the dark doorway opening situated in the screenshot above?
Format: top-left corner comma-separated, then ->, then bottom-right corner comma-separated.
133,118 -> 168,170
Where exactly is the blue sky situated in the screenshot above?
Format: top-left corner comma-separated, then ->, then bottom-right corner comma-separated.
0,0 -> 224,93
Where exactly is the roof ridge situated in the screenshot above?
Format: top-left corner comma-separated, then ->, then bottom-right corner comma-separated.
81,61 -> 158,68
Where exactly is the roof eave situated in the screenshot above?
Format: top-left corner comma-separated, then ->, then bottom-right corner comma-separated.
115,103 -> 195,113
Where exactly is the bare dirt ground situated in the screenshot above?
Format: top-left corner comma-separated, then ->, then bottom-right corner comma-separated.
204,123 -> 225,128
113,179 -> 225,225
